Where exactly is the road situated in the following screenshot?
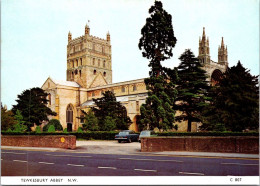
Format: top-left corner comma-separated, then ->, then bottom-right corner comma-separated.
1,149 -> 259,176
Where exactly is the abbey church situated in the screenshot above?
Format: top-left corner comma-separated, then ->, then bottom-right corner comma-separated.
41,24 -> 228,132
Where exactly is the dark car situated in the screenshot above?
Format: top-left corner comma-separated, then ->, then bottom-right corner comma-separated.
115,130 -> 139,143
138,130 -> 157,142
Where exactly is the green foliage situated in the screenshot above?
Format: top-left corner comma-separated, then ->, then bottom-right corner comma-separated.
12,110 -> 28,132
63,128 -> 68,133
92,91 -> 132,130
156,132 -> 259,137
77,127 -> 84,133
103,116 -> 116,131
175,49 -> 210,132
12,87 -> 57,131
35,126 -> 42,133
48,119 -> 63,131
138,1 -> 178,131
13,123 -> 27,133
138,0 -> 177,77
47,125 -> 55,133
1,104 -> 16,131
43,119 -> 63,132
201,61 -> 259,132
82,110 -> 99,131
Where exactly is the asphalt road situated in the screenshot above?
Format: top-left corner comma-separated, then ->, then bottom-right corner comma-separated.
1,149 -> 259,176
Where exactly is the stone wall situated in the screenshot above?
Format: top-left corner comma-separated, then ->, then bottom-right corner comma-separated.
141,137 -> 259,154
1,135 -> 76,149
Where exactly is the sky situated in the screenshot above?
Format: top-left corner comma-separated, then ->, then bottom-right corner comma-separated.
1,0 -> 259,110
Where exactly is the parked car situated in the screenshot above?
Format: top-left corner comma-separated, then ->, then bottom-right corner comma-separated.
138,130 -> 157,142
115,130 -> 139,143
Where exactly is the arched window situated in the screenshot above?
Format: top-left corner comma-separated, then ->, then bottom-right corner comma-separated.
94,70 -> 97,75
103,72 -> 106,77
80,58 -> 82,66
103,60 -> 106,68
121,86 -> 125,92
75,70 -> 78,75
66,105 -> 73,123
79,70 -> 81,77
93,58 -> 95,66
72,61 -> 74,68
48,94 -> 51,105
76,59 -> 78,67
72,72 -> 74,79
92,92 -> 95,97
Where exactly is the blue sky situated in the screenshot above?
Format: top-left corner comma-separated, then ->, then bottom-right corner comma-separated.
1,0 -> 259,109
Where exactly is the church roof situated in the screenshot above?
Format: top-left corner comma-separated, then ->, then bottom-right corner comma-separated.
51,78 -> 80,87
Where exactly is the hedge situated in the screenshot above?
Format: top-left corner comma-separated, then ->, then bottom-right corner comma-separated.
1,131 -> 258,140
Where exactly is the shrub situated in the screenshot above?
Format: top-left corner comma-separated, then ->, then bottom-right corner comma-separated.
48,119 -> 63,131
47,125 -> 55,133
77,127 -> 83,133
13,123 -> 27,133
102,116 -> 116,131
63,128 -> 68,133
35,126 -> 42,133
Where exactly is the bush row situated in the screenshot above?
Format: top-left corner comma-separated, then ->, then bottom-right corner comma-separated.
1,131 -> 258,141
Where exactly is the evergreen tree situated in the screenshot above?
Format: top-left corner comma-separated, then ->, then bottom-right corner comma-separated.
138,0 -> 178,130
175,49 -> 210,132
12,87 -> 56,130
201,61 -> 259,131
92,91 -> 131,130
82,110 -> 99,131
1,104 -> 16,131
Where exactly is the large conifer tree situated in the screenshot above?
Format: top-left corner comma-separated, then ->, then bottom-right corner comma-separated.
201,61 -> 259,131
12,87 -> 56,130
175,49 -> 210,132
138,0 -> 178,130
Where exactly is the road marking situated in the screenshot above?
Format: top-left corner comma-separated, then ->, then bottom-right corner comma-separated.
119,157 -> 183,162
67,164 -> 84,167
13,160 -> 27,163
98,166 -> 117,169
38,162 -> 54,165
179,171 -> 204,176
134,169 -> 157,172
2,152 -> 26,155
46,154 -> 91,158
221,163 -> 259,166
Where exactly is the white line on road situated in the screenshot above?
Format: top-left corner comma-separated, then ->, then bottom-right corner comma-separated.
134,169 -> 157,172
119,157 -> 183,162
67,164 -> 84,167
13,160 -> 27,163
38,162 -> 54,165
2,152 -> 26,155
179,171 -> 204,176
46,154 -> 91,158
98,166 -> 117,169
221,163 -> 259,166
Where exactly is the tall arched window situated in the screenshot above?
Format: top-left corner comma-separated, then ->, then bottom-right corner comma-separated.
103,60 -> 106,68
66,105 -> 73,124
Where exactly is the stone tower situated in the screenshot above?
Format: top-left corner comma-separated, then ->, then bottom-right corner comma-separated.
198,27 -> 210,64
66,24 -> 112,88
218,37 -> 228,66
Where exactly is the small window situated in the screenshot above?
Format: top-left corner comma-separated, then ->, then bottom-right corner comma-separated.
79,70 -> 81,77
75,70 -> 78,75
80,115 -> 84,123
92,92 -> 95,97
93,58 -> 95,66
133,85 -> 137,91
121,86 -> 125,92
48,94 -> 51,105
136,101 -> 139,112
80,58 -> 82,66
103,61 -> 106,68
103,72 -> 106,77
76,59 -> 78,67
72,60 -> 74,68
94,70 -> 97,75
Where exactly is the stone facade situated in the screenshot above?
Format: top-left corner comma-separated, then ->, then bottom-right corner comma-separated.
41,26 -> 228,132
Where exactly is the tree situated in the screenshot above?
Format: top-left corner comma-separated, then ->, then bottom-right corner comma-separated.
201,61 -> 259,132
1,104 -> 16,131
175,49 -> 210,132
13,110 -> 27,132
92,91 -> 131,130
12,87 -> 56,130
138,0 -> 178,130
43,119 -> 63,132
103,116 -> 116,131
82,110 -> 100,131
